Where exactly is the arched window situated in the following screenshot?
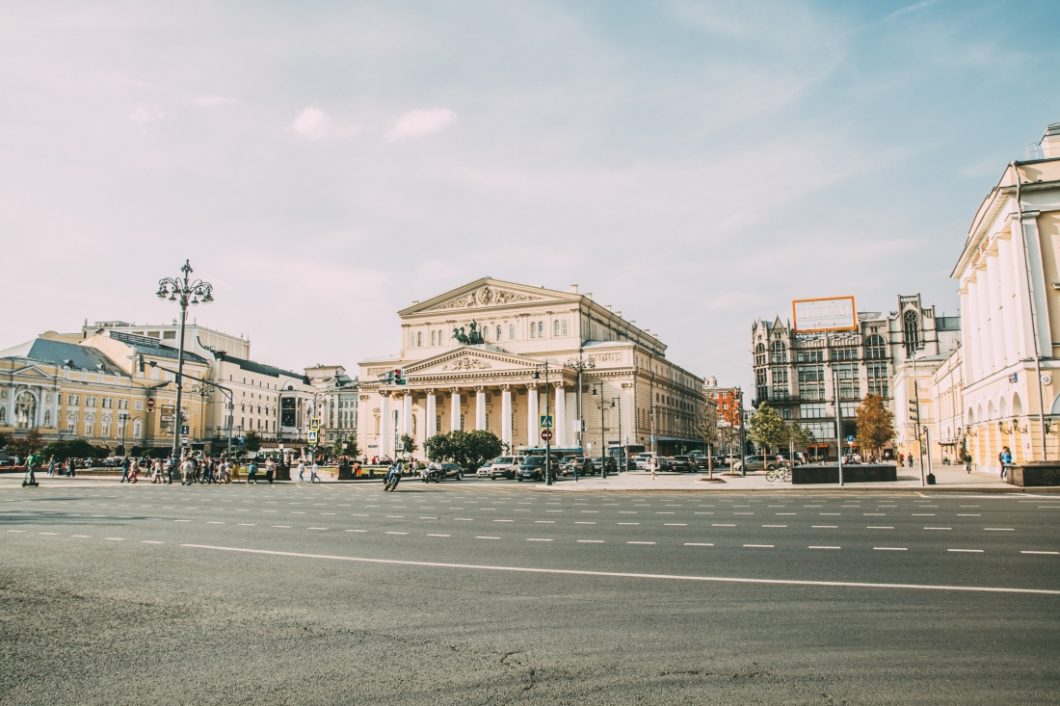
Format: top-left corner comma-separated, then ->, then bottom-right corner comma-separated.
554,320 -> 560,337
538,320 -> 545,337
754,343 -> 766,366
509,324 -> 516,340
864,334 -> 886,360
530,322 -> 537,338
133,419 -> 142,437
903,310 -> 920,352
769,341 -> 786,364
496,325 -> 502,340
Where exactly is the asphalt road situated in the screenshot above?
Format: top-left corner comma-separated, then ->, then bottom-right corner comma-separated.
2,479 -> 1058,705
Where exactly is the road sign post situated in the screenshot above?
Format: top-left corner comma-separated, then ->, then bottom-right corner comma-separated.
541,429 -> 553,442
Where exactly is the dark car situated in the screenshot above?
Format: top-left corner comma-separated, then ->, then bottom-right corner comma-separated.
670,455 -> 693,472
423,462 -> 464,482
517,456 -> 548,481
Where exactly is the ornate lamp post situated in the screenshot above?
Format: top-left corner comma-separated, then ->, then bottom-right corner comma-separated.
564,344 -> 594,451
156,260 -> 213,462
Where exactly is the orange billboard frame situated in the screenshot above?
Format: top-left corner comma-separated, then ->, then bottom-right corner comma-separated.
792,295 -> 858,333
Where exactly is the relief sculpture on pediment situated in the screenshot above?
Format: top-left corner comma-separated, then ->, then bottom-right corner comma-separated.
443,357 -> 493,371
435,285 -> 544,310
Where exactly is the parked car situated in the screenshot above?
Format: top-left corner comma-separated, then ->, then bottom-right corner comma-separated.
423,462 -> 464,482
476,460 -> 494,478
487,455 -> 524,480
517,456 -> 548,481
634,452 -> 656,470
670,455 -> 693,472
732,457 -> 778,473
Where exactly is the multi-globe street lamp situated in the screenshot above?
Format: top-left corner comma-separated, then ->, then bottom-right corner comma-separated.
156,260 -> 213,461
564,345 -> 594,451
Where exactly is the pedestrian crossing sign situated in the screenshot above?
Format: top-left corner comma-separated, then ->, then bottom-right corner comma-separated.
540,415 -> 553,429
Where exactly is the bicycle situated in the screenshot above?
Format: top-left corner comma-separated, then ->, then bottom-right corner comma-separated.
765,466 -> 792,483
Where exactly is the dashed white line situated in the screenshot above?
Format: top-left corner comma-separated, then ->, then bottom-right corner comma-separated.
534,520 -> 556,524
867,526 -> 894,530
385,531 -> 407,535
618,522 -> 641,526
575,521 -> 597,525
712,523 -> 735,527
454,518 -> 473,522
1021,550 -> 1059,556
427,533 -> 451,538
237,523 -> 256,527
526,538 -> 553,543
948,549 -> 983,553
984,528 -> 1015,532
38,531 -> 58,536
812,525 -> 838,529
578,539 -> 605,544
663,523 -> 688,527
684,542 -> 714,547
272,525 -> 291,529
762,524 -> 787,528
743,544 -> 774,549
627,541 -> 656,545
344,529 -> 367,533
104,537 -> 125,542
493,519 -> 514,523
924,527 -> 952,531
809,546 -> 841,550
141,540 -> 164,545
207,521 -> 225,525
957,513 -> 981,517
475,536 -> 500,540
874,547 -> 907,552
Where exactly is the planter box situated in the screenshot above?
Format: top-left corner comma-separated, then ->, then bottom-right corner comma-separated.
1007,463 -> 1060,487
792,464 -> 898,484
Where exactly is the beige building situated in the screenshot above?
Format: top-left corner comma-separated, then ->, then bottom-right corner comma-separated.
952,122 -> 1060,469
356,278 -> 705,460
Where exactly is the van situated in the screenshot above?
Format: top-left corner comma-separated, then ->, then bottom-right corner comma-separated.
634,452 -> 657,470
485,455 -> 524,480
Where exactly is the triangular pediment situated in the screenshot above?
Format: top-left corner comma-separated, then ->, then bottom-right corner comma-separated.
399,277 -> 581,317
404,346 -> 540,377
9,363 -> 55,381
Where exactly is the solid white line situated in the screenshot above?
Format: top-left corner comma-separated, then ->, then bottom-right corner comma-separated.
948,549 -> 983,553
874,547 -> 907,551
809,546 -> 841,550
179,543 -> 1060,596
1021,550 -> 1059,555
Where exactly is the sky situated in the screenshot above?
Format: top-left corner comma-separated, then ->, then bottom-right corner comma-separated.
3,0 -> 1060,392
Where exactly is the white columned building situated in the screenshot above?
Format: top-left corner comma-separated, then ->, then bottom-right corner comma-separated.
357,278 -> 705,462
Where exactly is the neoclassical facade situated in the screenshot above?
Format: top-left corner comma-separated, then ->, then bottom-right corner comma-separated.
357,278 -> 705,459
952,123 -> 1060,468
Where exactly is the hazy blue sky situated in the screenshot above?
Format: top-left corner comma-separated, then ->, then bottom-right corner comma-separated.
3,1 -> 1059,391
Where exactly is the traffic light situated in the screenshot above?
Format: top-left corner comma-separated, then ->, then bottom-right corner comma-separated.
393,369 -> 406,385
908,400 -> 918,419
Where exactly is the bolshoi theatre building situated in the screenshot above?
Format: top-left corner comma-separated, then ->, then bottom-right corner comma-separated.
356,278 -> 705,460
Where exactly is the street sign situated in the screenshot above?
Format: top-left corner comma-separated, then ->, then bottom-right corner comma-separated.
180,425 -> 189,435
146,397 -> 155,411
792,296 -> 857,333
307,430 -> 318,444
847,435 -> 854,442
310,418 -> 320,431
180,435 -> 189,445
541,429 -> 553,441
540,415 -> 553,429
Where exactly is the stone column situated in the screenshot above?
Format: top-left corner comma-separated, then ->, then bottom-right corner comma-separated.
380,393 -> 392,457
501,386 -> 512,448
475,387 -> 487,431
426,390 -> 437,440
554,383 -> 566,448
402,393 -> 413,442
527,383 -> 538,446
450,389 -> 461,432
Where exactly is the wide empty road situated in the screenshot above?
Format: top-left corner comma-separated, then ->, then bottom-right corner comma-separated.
2,481 -> 1058,705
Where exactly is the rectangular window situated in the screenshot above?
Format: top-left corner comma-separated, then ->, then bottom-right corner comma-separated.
135,400 -> 143,411
796,350 -> 823,363
69,394 -> 79,406
799,403 -> 828,419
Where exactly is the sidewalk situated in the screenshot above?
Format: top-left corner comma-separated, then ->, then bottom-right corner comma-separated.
541,465 -> 1055,493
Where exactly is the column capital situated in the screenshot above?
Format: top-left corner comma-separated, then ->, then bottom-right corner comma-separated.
474,385 -> 486,393
526,382 -> 538,390
449,387 -> 461,395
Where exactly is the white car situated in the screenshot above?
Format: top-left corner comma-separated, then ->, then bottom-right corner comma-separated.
476,461 -> 494,478
486,455 -> 525,479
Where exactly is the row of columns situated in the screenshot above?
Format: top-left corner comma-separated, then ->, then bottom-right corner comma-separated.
378,384 -> 569,457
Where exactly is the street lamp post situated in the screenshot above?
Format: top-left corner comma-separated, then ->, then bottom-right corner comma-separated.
155,260 -> 214,462
610,396 -> 622,471
533,362 -> 553,485
118,412 -> 129,454
591,384 -> 606,477
564,344 -> 594,451
148,361 -> 232,459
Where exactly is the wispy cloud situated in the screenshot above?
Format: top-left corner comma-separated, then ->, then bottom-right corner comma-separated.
290,106 -> 360,141
128,105 -> 167,125
191,95 -> 236,107
385,108 -> 457,142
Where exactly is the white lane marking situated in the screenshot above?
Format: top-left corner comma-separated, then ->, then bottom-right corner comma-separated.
984,528 -> 1015,532
948,549 -> 983,553
419,516 -> 438,520
627,541 -> 656,545
1021,550 -> 1060,555
812,525 -> 838,529
656,511 -> 675,515
71,534 -> 90,538
809,546 -> 841,550
912,513 -> 936,517
207,521 -> 225,525
534,520 -> 556,524
238,523 -> 256,527
776,512 -> 797,516
733,512 -> 755,516
957,514 -> 981,517
619,511 -> 638,514
385,515 -> 404,519
526,538 -> 553,543
142,540 -> 164,545
493,519 -> 514,523
743,544 -> 774,549
684,542 -> 714,547
385,531 -> 407,535
351,513 -> 369,517
867,526 -> 894,530
38,531 -> 58,536
344,529 -> 367,533
874,547 -> 907,551
712,523 -> 735,527
475,536 -> 500,540
272,525 -> 291,528
864,513 -> 886,516
664,523 -> 688,527
618,522 -> 641,526
819,513 -> 841,516
454,518 -> 473,522
578,540 -> 605,544
575,521 -> 597,525
427,533 -> 451,538
694,511 -> 715,515
173,519 -> 191,523
924,527 -> 952,531
104,537 -> 125,541
762,524 -> 788,528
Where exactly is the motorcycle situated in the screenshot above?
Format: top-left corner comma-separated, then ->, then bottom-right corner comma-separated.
383,469 -> 402,492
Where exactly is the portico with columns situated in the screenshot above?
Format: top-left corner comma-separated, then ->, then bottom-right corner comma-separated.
357,278 -> 704,461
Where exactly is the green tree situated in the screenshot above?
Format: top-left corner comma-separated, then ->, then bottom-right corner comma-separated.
424,430 -> 502,472
243,430 -> 262,453
0,432 -> 9,449
398,434 -> 417,457
692,401 -> 720,479
42,438 -> 106,461
747,402 -> 788,466
856,394 -> 895,462
9,430 -> 44,461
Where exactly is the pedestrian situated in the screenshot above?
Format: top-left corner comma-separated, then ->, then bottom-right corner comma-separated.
906,453 -> 913,468
298,459 -> 306,482
67,457 -> 76,477
23,452 -> 38,486
120,456 -> 131,483
129,458 -> 140,484
1000,446 -> 1012,479
265,458 -> 276,484
310,460 -> 320,483
247,459 -> 258,485
47,456 -> 56,477
152,459 -> 163,484
650,457 -> 657,480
